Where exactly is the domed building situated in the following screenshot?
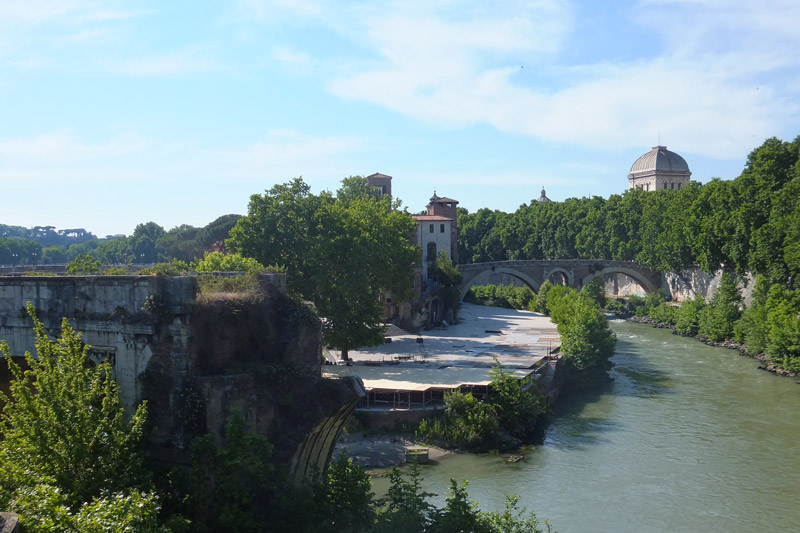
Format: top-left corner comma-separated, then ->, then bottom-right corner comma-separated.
628,145 -> 691,191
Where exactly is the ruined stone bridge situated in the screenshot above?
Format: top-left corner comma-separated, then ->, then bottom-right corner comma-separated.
458,259 -> 664,300
0,274 -> 363,484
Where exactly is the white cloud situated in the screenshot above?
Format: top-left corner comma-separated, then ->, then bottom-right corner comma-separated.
315,0 -> 800,159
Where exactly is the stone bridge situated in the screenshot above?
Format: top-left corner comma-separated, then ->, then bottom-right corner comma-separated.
0,274 -> 362,484
458,259 -> 663,300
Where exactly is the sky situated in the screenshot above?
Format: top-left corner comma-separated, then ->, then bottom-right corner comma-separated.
1,0 -> 798,237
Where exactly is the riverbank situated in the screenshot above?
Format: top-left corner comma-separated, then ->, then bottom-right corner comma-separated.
330,303 -> 561,469
333,432 -> 453,470
627,315 -> 798,377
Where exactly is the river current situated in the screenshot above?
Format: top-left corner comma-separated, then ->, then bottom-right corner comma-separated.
376,319 -> 800,532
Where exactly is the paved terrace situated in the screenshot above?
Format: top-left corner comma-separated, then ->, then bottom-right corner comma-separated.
324,303 -> 560,409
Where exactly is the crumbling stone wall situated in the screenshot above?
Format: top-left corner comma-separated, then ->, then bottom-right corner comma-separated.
0,274 -> 363,481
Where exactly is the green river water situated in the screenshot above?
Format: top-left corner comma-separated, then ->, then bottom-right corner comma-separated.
374,319 -> 800,532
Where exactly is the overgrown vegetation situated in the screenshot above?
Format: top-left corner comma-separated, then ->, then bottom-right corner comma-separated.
417,363 -> 546,452
458,135 -> 800,372
465,283 -> 535,310
228,176 -> 419,359
626,274 -> 800,373
0,215 -> 241,267
0,305 -> 554,531
372,463 -> 552,533
0,304 -> 160,532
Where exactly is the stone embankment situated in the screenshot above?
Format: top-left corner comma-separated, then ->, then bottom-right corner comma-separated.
625,315 -> 797,378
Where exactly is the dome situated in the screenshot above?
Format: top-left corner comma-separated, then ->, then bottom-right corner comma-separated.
629,146 -> 690,176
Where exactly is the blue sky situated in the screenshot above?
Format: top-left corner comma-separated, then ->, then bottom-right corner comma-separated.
1,0 -> 798,237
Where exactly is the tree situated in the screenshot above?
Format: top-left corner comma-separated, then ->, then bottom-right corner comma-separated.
436,480 -> 484,533
428,251 -> 463,320
375,463 -> 437,532
186,410 -> 275,532
546,287 -> 616,388
698,273 -> 743,342
131,222 -> 166,264
66,253 -> 102,274
532,280 -> 552,314
192,251 -> 264,272
674,295 -> 706,336
316,453 -> 375,532
229,177 -> 418,360
0,304 -> 159,531
734,275 -> 770,355
196,214 -> 242,249
479,494 -> 552,533
156,224 -> 203,263
580,276 -> 606,309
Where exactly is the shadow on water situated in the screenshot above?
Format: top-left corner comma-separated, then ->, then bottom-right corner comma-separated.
611,335 -> 676,398
538,381 -> 623,450
537,332 -> 676,451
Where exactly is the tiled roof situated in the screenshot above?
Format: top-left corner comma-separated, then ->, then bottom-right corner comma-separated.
412,215 -> 452,221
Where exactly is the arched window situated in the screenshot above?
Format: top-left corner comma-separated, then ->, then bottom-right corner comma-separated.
427,242 -> 437,262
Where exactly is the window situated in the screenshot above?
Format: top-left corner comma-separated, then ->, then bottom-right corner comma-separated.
429,224 -> 434,233
440,224 -> 445,233
427,242 -> 437,261
670,183 -> 674,189
677,183 -> 681,190
664,183 -> 668,189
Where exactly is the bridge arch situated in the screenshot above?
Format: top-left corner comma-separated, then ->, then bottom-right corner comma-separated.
544,267 -> 573,287
581,266 -> 659,296
459,267 -> 540,301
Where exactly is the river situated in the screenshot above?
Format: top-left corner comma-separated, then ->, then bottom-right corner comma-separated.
374,319 -> 800,532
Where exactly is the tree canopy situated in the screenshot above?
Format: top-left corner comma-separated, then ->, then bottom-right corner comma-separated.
0,304 -> 159,531
457,136 -> 800,286
228,176 -> 418,358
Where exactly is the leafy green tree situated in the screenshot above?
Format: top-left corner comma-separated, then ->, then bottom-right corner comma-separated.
698,273 -> 742,342
156,224 -> 203,263
489,363 -> 545,440
674,295 -> 706,336
41,244 -> 68,265
186,410 -> 275,533
335,175 -> 384,204
229,177 -> 417,360
764,285 -> 800,371
0,237 -> 43,265
546,287 -> 615,388
580,276 -> 606,309
131,222 -> 166,264
532,280 -> 552,314
375,463 -> 437,533
65,253 -> 101,274
196,214 -> 242,249
94,236 -> 132,264
192,251 -> 264,272
734,275 -> 770,355
0,304 -> 158,531
479,494 -> 552,533
435,480 -> 484,533
316,453 -> 375,532
428,251 -> 463,319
